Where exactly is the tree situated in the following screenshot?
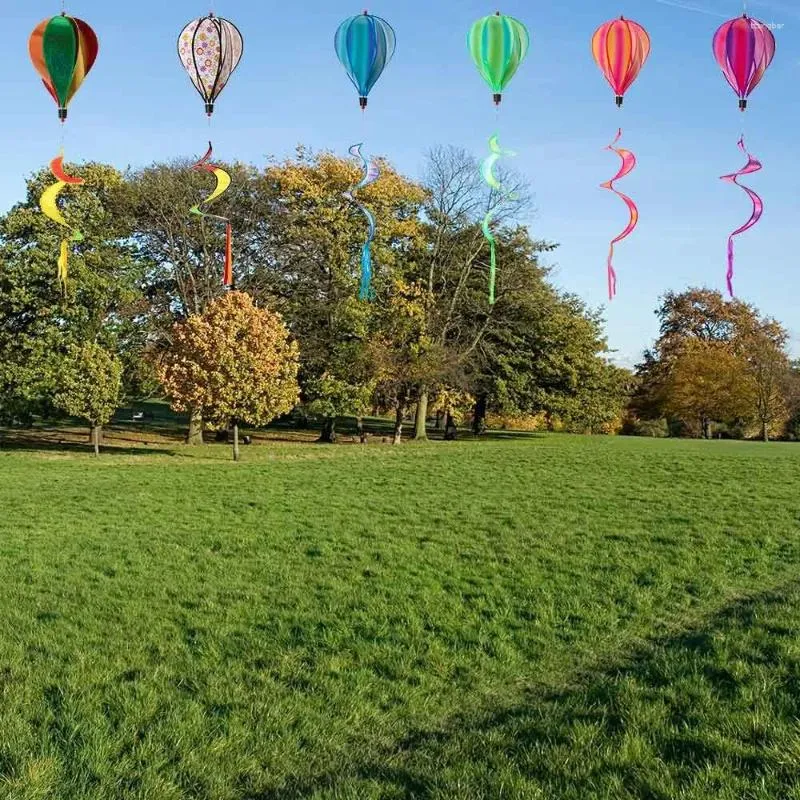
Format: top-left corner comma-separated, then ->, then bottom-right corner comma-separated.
249,148 -> 427,442
304,371 -> 374,444
741,326 -> 791,441
119,158 -> 265,445
652,288 -> 757,358
551,361 -> 633,434
662,341 -> 753,439
370,281 -> 446,444
407,146 -> 543,440
157,292 -> 299,461
635,289 -> 759,421
635,288 -> 792,439
783,362 -> 800,440
54,343 -> 123,456
466,266 -> 619,434
0,161 -> 143,426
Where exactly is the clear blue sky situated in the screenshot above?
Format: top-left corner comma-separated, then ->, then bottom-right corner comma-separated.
4,0 -> 799,365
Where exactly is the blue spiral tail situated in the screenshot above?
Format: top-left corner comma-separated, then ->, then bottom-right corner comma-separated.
345,143 -> 381,300
360,205 -> 377,300
360,246 -> 373,300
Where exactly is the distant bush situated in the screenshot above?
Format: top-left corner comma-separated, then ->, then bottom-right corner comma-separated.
486,412 -> 547,432
668,418 -> 693,438
633,418 -> 670,438
785,413 -> 800,441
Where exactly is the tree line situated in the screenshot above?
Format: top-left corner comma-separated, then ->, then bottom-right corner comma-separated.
0,145 -> 627,455
4,147 -> 792,454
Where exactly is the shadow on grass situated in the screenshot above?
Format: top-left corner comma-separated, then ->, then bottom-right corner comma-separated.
255,581 -> 800,799
481,430 -> 547,441
0,434 -> 178,458
2,406 -> 551,457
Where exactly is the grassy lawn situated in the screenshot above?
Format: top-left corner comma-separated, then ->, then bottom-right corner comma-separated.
0,433 -> 799,798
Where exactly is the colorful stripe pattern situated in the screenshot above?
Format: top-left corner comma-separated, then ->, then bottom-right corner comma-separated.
335,12 -> 396,108
712,15 -> 776,109
29,14 -> 98,120
468,12 -> 530,103
591,17 -> 650,105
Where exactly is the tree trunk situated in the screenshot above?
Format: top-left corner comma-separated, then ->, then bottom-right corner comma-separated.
232,422 -> 240,462
434,410 -> 443,431
413,389 -> 429,440
700,417 -> 711,440
762,421 -> 769,442
357,416 -> 367,444
318,417 -> 337,443
393,403 -> 405,445
472,393 -> 488,435
187,406 -> 204,445
90,424 -> 100,457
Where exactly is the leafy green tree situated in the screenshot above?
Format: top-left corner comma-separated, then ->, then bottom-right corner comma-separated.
118,158 -> 263,444
552,362 -> 633,434
407,146 -> 544,439
783,362 -> 800,440
370,281 -> 447,444
305,372 -> 374,443
0,161 -> 142,425
157,291 -> 299,461
467,267 -> 621,435
54,343 -> 123,456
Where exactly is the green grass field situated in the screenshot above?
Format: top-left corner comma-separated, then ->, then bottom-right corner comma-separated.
0,433 -> 799,799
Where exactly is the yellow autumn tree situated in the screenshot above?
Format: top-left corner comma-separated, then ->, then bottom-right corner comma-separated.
260,148 -> 427,442
158,292 -> 299,461
663,340 -> 754,439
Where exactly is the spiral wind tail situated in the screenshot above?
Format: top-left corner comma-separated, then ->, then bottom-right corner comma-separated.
479,134 -> 516,305
720,137 -> 763,297
345,143 -> 380,300
600,129 -> 639,302
191,142 -> 235,287
40,153 -> 85,291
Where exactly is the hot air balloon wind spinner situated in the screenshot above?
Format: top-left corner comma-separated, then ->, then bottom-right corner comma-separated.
29,10 -> 99,291
591,16 -> 650,301
713,13 -> 776,296
335,11 -> 396,300
468,11 -> 530,305
178,12 -> 243,288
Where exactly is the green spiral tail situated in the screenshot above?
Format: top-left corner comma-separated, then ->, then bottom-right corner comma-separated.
479,134 -> 516,305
